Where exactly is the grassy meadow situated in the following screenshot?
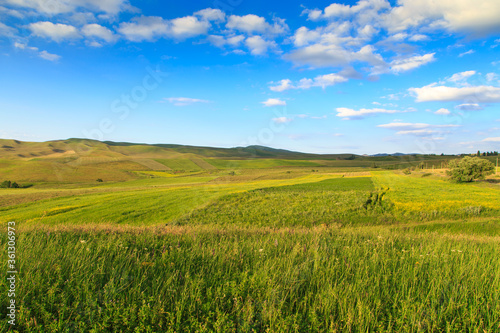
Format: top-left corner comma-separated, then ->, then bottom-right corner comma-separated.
0,140 -> 499,332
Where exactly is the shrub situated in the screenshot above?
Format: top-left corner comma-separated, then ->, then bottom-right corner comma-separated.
447,156 -> 495,182
96,178 -> 103,182
402,168 -> 411,175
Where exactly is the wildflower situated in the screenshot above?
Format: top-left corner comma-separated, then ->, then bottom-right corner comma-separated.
259,249 -> 264,252
80,240 -> 86,244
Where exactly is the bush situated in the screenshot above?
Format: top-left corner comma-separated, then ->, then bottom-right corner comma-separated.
1,180 -> 11,188
96,178 -> 103,182
447,156 -> 495,182
0,180 -> 24,188
402,168 -> 411,175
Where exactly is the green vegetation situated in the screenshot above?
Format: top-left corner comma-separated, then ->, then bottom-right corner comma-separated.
447,156 -> 495,182
204,159 -> 321,169
1,140 -> 499,332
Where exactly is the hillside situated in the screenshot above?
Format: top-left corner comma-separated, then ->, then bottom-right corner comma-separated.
0,138 -> 459,182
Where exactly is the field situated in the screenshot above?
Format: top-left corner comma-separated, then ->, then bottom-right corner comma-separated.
0,141 -> 499,332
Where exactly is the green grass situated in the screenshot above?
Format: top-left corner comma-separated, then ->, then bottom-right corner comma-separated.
373,171 -> 500,220
1,168 -> 500,332
204,159 -> 322,169
1,224 -> 499,332
155,159 -> 204,171
175,177 -> 388,227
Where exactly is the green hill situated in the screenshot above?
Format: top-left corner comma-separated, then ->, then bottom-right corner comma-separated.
0,138 -> 460,183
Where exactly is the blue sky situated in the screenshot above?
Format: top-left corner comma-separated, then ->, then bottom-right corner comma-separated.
0,0 -> 499,154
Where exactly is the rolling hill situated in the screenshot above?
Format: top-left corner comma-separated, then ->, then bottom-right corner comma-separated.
0,138 -> 458,183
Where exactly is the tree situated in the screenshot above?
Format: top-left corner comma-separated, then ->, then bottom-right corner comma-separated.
447,156 -> 495,182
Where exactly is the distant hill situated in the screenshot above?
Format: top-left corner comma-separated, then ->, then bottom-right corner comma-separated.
370,153 -> 420,157
0,138 -> 458,183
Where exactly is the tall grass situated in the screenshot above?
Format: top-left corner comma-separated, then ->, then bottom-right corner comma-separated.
1,224 -> 499,332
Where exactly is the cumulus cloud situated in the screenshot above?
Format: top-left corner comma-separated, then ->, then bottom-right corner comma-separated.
165,97 -> 210,106
118,15 -> 209,42
170,16 -> 210,39
38,50 -> 61,61
285,43 -> 384,68
118,16 -> 168,42
29,21 -> 81,42
2,0 -> 133,15
194,8 -> 225,22
336,107 -> 405,120
409,84 -> 500,102
292,26 -> 321,47
226,14 -> 288,35
14,42 -> 38,51
272,117 -> 292,123
389,53 -> 435,73
434,108 -> 450,115
269,79 -> 294,92
270,73 -> 348,92
448,70 -> 476,83
383,0 -> 500,36
82,23 -> 116,43
245,36 -> 276,55
262,98 -> 286,107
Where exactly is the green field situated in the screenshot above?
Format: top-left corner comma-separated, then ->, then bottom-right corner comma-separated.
0,143 -> 499,332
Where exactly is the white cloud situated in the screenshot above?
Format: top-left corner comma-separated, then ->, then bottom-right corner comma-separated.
336,107 -> 404,119
2,0 -> 133,15
292,27 -> 321,47
38,50 -> 61,61
448,70 -> 476,83
455,103 -> 484,111
378,122 -> 459,135
459,49 -> 475,57
285,43 -> 384,68
165,97 -> 210,106
269,79 -> 294,92
486,73 -> 498,82
29,21 -> 80,42
408,34 -> 429,41
207,34 -> 244,48
483,137 -> 500,142
118,16 -> 168,42
0,22 -> 17,37
389,53 -> 435,73
262,98 -> 286,107
434,108 -> 450,115
170,16 -> 210,39
299,73 -> 348,89
383,0 -> 500,36
194,8 -> 225,22
410,84 -> 500,102
272,117 -> 292,124
270,73 -> 348,91
118,15 -> 209,41
245,36 -> 276,55
226,14 -> 288,35
82,24 -> 116,43
14,42 -> 38,51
